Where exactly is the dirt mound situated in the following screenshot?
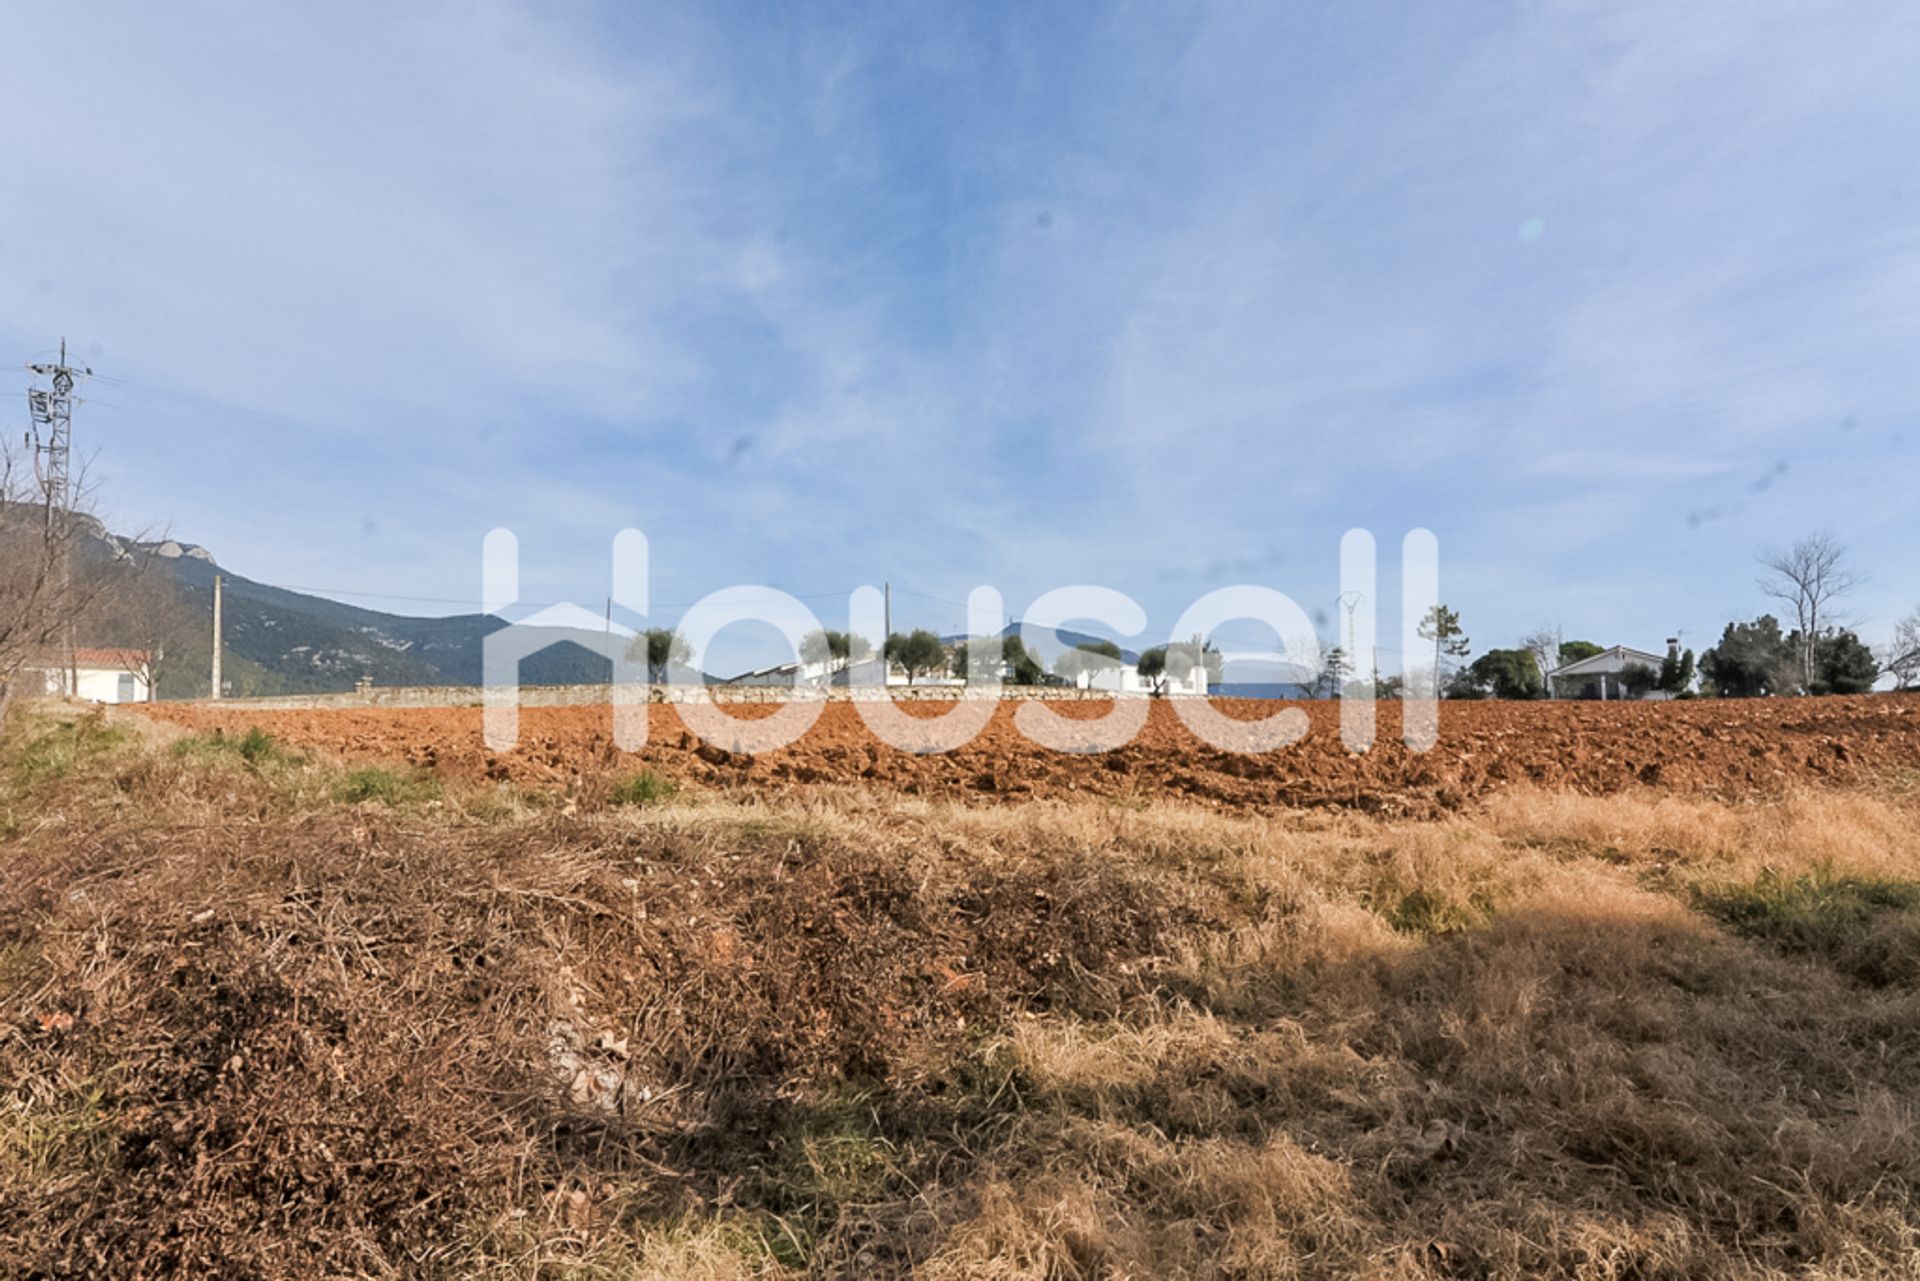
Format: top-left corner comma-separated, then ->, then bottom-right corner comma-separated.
139,694 -> 1920,814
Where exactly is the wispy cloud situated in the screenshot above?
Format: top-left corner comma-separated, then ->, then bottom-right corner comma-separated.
2,0 -> 1915,662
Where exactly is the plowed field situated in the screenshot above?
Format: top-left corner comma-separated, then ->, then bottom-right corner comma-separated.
137,694 -> 1920,814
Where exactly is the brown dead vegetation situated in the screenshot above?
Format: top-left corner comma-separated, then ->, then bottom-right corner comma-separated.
3,706 -> 1920,1277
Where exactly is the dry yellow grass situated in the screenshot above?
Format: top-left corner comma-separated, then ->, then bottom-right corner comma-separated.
4,706 -> 1920,1277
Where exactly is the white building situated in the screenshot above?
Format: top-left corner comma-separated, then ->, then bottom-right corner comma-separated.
1546,643 -> 1674,701
21,648 -> 153,704
728,655 -> 965,690
1064,662 -> 1207,698
728,650 -> 1209,696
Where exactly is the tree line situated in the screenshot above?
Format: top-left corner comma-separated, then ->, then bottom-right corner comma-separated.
619,527 -> 1920,703
626,625 -> 1225,695
1422,532 -> 1910,700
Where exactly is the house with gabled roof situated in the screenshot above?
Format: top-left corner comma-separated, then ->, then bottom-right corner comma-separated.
20,648 -> 153,704
1546,641 -> 1676,701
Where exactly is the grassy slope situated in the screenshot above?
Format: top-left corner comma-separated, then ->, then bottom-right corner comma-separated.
2,707 -> 1920,1278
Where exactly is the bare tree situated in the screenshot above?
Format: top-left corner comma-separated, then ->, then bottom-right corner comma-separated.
1889,607 -> 1920,692
72,544 -> 198,699
1279,632 -> 1321,696
1520,625 -> 1563,697
1757,531 -> 1860,692
0,442 -> 95,724
0,441 -> 165,720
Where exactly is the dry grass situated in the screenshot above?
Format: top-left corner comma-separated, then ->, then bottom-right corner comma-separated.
3,705 -> 1920,1277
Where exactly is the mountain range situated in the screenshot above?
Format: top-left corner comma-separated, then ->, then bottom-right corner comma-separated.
53,519 -> 613,700
167,546 -> 617,697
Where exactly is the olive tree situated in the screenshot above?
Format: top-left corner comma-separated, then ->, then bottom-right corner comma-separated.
884,629 -> 947,685
800,629 -> 871,675
626,627 -> 692,683
1054,639 -> 1123,695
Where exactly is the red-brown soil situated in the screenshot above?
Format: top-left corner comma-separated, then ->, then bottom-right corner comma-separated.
137,694 -> 1920,814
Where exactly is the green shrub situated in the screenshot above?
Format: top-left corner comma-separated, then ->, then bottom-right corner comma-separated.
9,716 -> 127,785
172,726 -> 298,769
1386,886 -> 1495,936
235,727 -> 282,764
611,770 -> 678,807
1693,870 -> 1920,986
336,767 -> 440,806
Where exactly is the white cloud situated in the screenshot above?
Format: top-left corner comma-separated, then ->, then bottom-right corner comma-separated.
3,0 -> 1915,662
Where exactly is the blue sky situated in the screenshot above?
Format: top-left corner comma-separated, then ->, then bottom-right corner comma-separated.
4,0 -> 1917,673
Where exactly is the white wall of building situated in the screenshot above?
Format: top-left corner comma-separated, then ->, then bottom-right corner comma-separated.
1547,647 -> 1672,701
1070,664 -> 1207,697
31,665 -> 149,704
737,651 -> 1208,696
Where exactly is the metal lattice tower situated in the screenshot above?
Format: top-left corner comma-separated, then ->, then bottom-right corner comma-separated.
26,339 -> 88,525
1336,590 -> 1366,681
24,340 -> 90,690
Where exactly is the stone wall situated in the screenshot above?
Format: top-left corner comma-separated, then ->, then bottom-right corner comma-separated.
183,682 -> 1163,712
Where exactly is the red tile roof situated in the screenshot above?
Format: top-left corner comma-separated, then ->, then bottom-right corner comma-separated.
24,648 -> 150,671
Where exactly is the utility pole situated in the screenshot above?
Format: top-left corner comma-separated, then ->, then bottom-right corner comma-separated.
883,582 -> 892,685
211,575 -> 224,700
25,339 -> 90,691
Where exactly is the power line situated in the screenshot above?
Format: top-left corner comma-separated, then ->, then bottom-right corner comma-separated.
239,581 -> 864,613
890,585 -> 975,611
52,370 -> 314,429
890,586 -> 1406,653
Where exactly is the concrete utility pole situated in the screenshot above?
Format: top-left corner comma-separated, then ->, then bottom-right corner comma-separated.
25,339 -> 90,690
211,575 -> 224,700
883,582 -> 892,678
